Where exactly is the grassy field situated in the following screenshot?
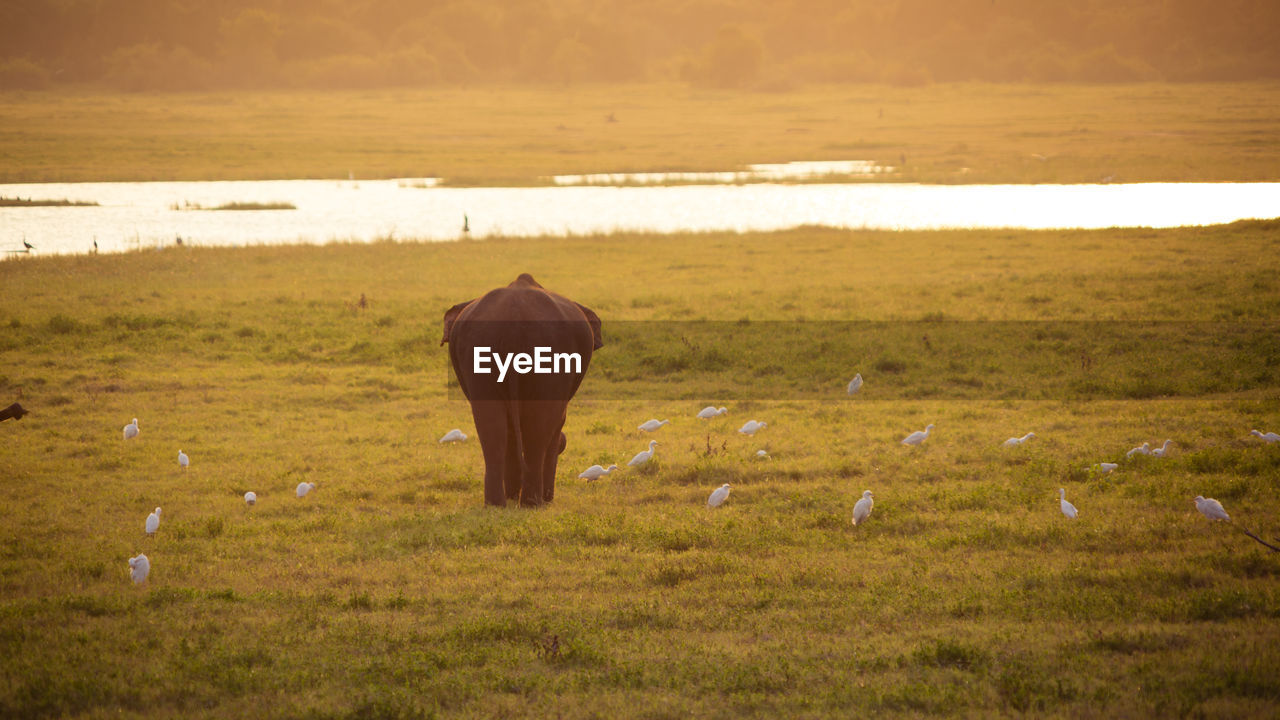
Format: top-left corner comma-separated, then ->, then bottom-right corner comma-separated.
3,82 -> 1280,184
1,221 -> 1279,718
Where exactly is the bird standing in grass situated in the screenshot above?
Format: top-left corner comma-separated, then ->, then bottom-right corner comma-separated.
847,373 -> 863,395
123,418 -> 139,440
1092,462 -> 1119,474
697,406 -> 728,419
738,420 -> 767,435
244,491 -> 257,506
296,482 -> 316,498
439,429 -> 467,443
177,449 -> 189,469
628,441 -> 657,467
902,424 -> 934,446
128,554 -> 150,584
1250,429 -> 1279,443
852,490 -> 874,525
1194,496 -> 1230,522
578,464 -> 618,481
1003,432 -> 1036,448
638,419 -> 670,432
707,483 -> 731,508
145,507 -> 161,536
1151,439 -> 1174,457
1059,489 -> 1078,519
1125,442 -> 1151,459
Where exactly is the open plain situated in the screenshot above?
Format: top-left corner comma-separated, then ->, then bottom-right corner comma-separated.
2,214 -> 1280,717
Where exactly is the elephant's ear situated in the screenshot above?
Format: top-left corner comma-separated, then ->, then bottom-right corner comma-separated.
576,303 -> 604,350
441,300 -> 475,345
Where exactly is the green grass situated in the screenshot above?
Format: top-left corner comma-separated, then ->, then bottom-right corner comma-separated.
1,221 -> 1280,718
2,82 -> 1280,184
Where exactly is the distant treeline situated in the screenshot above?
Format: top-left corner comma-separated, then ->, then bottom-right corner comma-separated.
1,0 -> 1277,91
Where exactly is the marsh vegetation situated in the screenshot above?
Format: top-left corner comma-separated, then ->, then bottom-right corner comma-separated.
170,200 -> 297,211
0,196 -> 98,207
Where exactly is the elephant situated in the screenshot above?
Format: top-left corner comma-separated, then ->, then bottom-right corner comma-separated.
441,274 -> 603,507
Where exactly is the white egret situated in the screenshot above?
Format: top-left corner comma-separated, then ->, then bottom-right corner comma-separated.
738,420 -> 767,435
1059,488 -> 1078,519
578,464 -> 618,481
1092,462 -> 1119,474
145,507 -> 161,536
901,424 -> 934,446
755,449 -> 770,459
244,491 -> 257,506
628,441 -> 657,466
852,490 -> 874,526
123,418 -> 139,440
439,429 -> 467,444
1125,442 -> 1151,459
1194,495 -> 1230,522
1250,429 -> 1279,443
128,554 -> 150,584
847,373 -> 863,395
707,483 -> 731,508
1003,432 -> 1036,448
697,406 -> 728,419
1151,439 -> 1174,457
296,481 -> 316,498
177,449 -> 189,468
638,419 -> 670,432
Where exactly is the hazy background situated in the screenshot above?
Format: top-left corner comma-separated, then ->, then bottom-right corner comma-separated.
2,0 -> 1278,91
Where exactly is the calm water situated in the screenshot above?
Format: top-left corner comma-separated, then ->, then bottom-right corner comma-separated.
2,179 -> 1278,255
551,160 -> 892,185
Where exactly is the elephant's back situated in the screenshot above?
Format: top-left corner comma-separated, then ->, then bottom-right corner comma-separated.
459,285 -> 593,338
448,285 -> 596,401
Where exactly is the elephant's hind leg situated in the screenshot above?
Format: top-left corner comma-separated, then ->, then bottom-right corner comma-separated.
503,422 -> 522,501
542,432 -> 567,503
470,401 -> 510,507
517,410 -> 565,507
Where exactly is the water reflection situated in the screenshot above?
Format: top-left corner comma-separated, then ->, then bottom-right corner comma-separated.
551,160 -> 892,185
1,179 -> 1277,256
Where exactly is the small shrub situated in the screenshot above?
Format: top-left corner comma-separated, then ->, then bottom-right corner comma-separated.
47,314 -> 80,334
204,517 -> 225,538
912,639 -> 989,671
875,358 -> 907,374
585,421 -> 615,435
1187,590 -> 1263,621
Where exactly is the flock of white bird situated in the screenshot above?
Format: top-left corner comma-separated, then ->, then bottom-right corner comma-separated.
122,416 -> 320,585
431,371 -> 1276,526
437,406 -> 776,508
121,371 -> 1279,583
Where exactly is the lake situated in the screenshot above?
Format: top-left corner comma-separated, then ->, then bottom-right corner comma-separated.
2,179 -> 1278,255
